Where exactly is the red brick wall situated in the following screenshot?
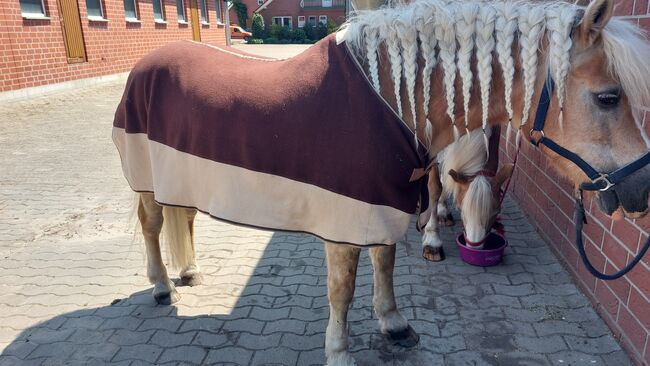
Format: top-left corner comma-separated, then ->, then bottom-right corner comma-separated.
0,0 -> 227,92
259,0 -> 346,27
504,3 -> 650,364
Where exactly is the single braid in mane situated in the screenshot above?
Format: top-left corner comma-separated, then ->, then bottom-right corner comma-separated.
364,26 -> 381,92
517,4 -> 546,145
415,5 -> 438,123
546,4 -> 577,128
475,5 -> 496,152
455,3 -> 479,134
396,13 -> 420,146
494,3 -> 518,147
434,4 -> 460,141
381,21 -> 404,118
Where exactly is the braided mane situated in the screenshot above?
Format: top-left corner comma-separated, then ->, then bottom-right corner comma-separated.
342,0 -> 578,146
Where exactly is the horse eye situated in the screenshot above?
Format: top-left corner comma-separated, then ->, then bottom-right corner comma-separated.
595,91 -> 620,108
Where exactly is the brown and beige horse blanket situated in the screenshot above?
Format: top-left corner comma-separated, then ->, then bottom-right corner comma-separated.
113,34 -> 428,245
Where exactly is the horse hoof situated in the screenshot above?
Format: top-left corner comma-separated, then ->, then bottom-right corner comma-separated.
422,246 -> 445,262
154,289 -> 180,305
387,325 -> 419,348
181,272 -> 203,287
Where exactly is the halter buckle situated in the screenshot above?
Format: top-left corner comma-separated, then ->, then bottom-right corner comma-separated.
592,174 -> 614,192
529,129 -> 545,146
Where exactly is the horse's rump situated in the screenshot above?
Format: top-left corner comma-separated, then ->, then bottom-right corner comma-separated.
113,35 -> 428,245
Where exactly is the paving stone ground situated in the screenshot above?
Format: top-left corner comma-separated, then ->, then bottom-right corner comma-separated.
0,45 -> 632,365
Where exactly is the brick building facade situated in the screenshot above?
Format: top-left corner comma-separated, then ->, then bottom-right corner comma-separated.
0,0 -> 228,93
228,0 -> 347,29
503,3 -> 650,365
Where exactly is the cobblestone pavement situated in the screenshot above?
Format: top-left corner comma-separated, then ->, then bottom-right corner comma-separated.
0,45 -> 633,365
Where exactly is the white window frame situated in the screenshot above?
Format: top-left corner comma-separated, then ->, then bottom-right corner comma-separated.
297,15 -> 305,28
307,15 -> 316,26
215,0 -> 222,23
20,0 -> 49,19
272,16 -> 292,29
124,0 -> 140,22
153,0 -> 166,23
319,15 -> 327,24
198,0 -> 208,24
86,0 -> 107,21
176,0 -> 187,23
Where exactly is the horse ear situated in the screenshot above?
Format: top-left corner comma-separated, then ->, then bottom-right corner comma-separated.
448,169 -> 470,184
577,0 -> 614,45
492,164 -> 515,192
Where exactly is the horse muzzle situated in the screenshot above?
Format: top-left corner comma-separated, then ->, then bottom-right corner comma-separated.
596,166 -> 650,219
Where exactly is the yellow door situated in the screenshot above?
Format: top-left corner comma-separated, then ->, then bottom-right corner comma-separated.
57,0 -> 87,63
190,0 -> 201,41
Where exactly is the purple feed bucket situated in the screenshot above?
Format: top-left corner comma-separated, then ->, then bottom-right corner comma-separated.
456,232 -> 508,267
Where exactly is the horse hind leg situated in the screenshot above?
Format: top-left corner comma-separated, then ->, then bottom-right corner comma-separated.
179,208 -> 202,287
138,193 -> 180,305
325,242 -> 360,366
369,245 -> 419,347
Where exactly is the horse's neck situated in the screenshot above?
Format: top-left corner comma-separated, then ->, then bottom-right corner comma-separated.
372,41 -> 550,156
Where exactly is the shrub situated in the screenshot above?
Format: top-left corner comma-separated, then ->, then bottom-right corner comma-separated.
326,19 -> 338,35
277,25 -> 292,41
251,13 -> 265,39
264,37 -> 278,44
315,23 -> 328,40
303,23 -> 315,40
247,38 -> 264,44
291,28 -> 307,42
268,23 -> 282,38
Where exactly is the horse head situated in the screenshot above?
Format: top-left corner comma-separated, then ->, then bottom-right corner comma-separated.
541,0 -> 650,219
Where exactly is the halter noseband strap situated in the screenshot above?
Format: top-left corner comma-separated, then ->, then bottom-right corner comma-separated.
529,75 -> 650,192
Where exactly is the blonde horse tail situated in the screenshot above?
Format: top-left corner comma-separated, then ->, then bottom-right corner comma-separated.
161,206 -> 194,270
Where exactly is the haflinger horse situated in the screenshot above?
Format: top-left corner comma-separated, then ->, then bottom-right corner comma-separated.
420,125 -> 514,261
113,0 -> 650,364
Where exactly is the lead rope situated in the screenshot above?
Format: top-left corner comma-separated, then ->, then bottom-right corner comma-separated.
574,190 -> 650,280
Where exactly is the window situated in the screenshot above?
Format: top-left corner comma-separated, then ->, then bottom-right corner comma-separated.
86,0 -> 105,19
198,0 -> 208,23
297,15 -> 305,28
123,0 -> 138,20
153,0 -> 165,22
215,0 -> 222,23
307,15 -> 316,26
19,0 -> 46,17
176,0 -> 186,22
319,15 -> 326,24
272,16 -> 292,28
321,0 -> 332,7
257,0 -> 263,4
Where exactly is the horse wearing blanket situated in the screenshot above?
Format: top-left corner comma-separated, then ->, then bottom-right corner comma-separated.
114,0 -> 650,364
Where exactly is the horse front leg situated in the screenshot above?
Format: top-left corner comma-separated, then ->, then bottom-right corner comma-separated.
138,193 -> 180,305
179,208 -> 203,286
325,242 -> 360,366
422,165 -> 445,261
369,245 -> 419,347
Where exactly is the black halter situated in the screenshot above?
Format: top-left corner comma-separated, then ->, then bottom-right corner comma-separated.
529,74 -> 650,280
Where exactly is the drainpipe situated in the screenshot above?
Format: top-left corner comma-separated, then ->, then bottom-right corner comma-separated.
224,0 -> 232,46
